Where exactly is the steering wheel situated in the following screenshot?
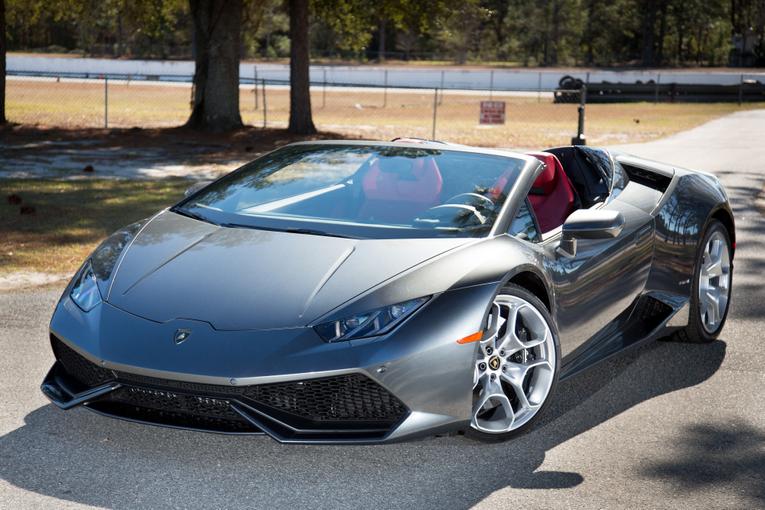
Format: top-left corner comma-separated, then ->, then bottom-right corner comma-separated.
445,193 -> 495,208
414,204 -> 487,226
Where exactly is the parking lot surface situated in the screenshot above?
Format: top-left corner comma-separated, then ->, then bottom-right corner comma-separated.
1,110 -> 764,509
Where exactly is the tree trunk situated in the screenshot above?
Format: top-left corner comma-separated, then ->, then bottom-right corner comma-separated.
656,1 -> 668,65
675,10 -> 685,64
492,0 -> 509,61
378,17 -> 386,62
288,0 -> 316,134
186,0 -> 243,132
584,0 -> 595,65
641,0 -> 657,66
0,0 -> 6,125
117,9 -> 124,57
550,0 -> 561,66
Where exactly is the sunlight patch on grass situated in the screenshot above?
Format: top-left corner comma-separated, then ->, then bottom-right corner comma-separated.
0,179 -> 190,275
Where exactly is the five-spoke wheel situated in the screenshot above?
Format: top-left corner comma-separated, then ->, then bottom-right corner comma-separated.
469,285 -> 558,438
673,219 -> 733,343
698,230 -> 731,333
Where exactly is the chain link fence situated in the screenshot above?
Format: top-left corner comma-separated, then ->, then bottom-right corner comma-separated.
8,70 -> 758,148
7,74 -> 582,148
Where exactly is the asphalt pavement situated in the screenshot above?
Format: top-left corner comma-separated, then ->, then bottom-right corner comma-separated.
1,111 -> 764,509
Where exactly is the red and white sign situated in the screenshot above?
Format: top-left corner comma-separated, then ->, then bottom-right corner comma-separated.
479,101 -> 506,125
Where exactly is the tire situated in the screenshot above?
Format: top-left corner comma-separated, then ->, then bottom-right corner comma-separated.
672,219 -> 733,343
466,283 -> 561,442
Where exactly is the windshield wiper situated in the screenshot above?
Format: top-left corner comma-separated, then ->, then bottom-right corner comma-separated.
283,227 -> 355,239
172,207 -> 218,226
217,222 -> 355,239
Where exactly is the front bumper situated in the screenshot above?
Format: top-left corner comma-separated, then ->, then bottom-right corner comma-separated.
43,336 -> 413,442
43,282 -> 497,443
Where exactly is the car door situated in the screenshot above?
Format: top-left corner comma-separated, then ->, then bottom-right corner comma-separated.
507,149 -> 654,359
526,149 -> 652,359
542,199 -> 654,358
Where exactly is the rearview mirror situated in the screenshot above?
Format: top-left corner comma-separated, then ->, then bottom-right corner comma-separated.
184,180 -> 212,197
559,209 -> 625,257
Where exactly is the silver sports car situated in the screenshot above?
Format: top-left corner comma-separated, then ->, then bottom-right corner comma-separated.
42,140 -> 734,443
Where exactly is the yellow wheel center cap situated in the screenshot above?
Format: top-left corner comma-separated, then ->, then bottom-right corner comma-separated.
488,355 -> 501,371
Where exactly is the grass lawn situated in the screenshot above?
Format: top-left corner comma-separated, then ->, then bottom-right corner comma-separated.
0,179 -> 191,276
8,78 -> 763,147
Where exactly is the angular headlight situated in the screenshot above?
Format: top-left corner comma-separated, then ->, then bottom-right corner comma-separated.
314,297 -> 429,342
91,219 -> 148,281
70,261 -> 102,312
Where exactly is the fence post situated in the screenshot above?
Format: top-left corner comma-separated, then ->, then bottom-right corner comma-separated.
262,79 -> 267,128
432,88 -> 438,140
439,70 -> 445,105
571,84 -> 587,145
739,74 -> 744,105
654,72 -> 661,104
104,76 -> 109,128
383,70 -> 388,108
537,71 -> 542,103
322,68 -> 327,108
254,66 -> 258,110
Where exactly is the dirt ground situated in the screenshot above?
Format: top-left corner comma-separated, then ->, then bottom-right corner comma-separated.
7,78 -> 763,148
0,124 -> 347,179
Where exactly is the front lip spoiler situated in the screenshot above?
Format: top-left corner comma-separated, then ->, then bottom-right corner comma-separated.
41,363 -> 121,410
40,361 -> 410,444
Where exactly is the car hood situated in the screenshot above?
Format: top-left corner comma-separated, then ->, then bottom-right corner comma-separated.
106,211 -> 469,330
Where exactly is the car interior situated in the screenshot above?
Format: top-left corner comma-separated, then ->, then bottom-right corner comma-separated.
244,151 -> 520,230
524,146 -> 613,236
231,145 -> 612,237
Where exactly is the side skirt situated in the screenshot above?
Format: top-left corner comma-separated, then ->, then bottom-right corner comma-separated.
559,293 -> 685,381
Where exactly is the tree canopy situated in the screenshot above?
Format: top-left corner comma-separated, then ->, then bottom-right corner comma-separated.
5,0 -> 765,67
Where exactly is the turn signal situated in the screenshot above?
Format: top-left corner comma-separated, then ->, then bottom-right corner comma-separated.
457,331 -> 483,344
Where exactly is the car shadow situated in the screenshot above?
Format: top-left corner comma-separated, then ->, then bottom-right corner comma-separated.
0,338 -> 728,509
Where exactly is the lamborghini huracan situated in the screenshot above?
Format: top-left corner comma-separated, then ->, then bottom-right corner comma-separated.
42,139 -> 734,443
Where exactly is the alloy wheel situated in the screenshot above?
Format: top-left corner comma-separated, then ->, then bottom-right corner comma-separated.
470,294 -> 556,434
698,230 -> 731,333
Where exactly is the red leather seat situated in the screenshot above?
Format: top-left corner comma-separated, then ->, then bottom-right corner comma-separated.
526,152 -> 576,233
359,156 -> 443,223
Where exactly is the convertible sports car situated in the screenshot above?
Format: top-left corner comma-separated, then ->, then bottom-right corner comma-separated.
41,139 -> 734,443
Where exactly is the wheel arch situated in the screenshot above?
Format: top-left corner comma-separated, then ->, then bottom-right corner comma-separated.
709,205 -> 736,259
504,266 -> 553,313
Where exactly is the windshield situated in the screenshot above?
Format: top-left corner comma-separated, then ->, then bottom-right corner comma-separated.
174,144 -> 526,239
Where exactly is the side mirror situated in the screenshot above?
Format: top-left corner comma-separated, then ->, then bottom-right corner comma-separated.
184,180 -> 212,197
559,209 -> 625,257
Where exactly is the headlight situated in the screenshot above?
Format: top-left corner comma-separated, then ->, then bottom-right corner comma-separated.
64,219 -> 148,311
70,261 -> 102,312
314,297 -> 429,342
91,219 -> 148,281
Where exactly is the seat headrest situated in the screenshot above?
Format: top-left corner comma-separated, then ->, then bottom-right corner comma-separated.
362,156 -> 443,201
526,151 -> 563,194
376,156 -> 418,175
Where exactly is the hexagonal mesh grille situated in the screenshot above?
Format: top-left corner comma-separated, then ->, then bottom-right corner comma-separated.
50,335 -> 407,434
51,335 -> 115,387
116,371 -> 242,396
111,386 -> 235,417
243,374 -> 407,424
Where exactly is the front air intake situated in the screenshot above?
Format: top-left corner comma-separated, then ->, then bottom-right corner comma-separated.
49,334 -> 408,440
